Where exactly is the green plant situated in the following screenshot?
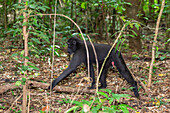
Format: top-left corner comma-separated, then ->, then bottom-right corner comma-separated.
0,105 -> 6,109
63,89 -> 136,113
8,0 -> 52,87
11,0 -> 51,57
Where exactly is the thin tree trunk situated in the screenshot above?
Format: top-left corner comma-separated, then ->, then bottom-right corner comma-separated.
14,0 -> 17,23
4,0 -> 7,31
22,2 -> 29,113
85,0 -> 88,34
111,9 -> 116,38
71,0 -> 74,30
149,0 -> 155,21
75,0 -> 78,32
4,0 -> 8,48
165,6 -> 170,50
125,0 -> 142,53
49,0 -> 52,32
102,0 -> 109,42
148,0 -> 165,88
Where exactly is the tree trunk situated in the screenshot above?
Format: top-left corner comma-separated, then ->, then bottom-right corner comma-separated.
111,9 -> 116,38
85,0 -> 88,34
71,0 -> 74,30
165,7 -> 170,50
49,0 -> 52,32
75,0 -> 78,33
149,0 -> 155,21
22,2 -> 29,113
125,0 -> 142,53
3,0 -> 8,48
102,0 -> 109,42
4,0 -> 7,31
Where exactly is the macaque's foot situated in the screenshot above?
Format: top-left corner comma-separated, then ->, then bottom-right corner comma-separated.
88,85 -> 95,89
99,85 -> 107,89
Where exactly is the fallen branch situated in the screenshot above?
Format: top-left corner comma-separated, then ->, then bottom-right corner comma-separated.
0,83 -> 18,94
0,80 -> 150,100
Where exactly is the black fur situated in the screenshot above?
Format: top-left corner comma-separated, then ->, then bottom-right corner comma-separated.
49,37 -> 139,97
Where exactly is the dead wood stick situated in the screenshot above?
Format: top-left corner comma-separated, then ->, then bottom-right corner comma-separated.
0,80 -> 149,100
0,83 -> 18,94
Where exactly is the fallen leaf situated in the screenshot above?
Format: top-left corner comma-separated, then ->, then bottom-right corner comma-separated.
83,104 -> 90,112
41,105 -> 50,112
83,77 -> 91,82
158,74 -> 166,76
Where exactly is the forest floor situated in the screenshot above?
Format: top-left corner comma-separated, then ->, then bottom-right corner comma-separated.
0,49 -> 169,113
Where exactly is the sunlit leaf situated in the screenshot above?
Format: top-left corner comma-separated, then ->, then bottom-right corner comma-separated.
16,81 -> 22,86
81,2 -> 86,9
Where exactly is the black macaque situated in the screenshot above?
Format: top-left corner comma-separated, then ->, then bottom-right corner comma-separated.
49,37 -> 139,97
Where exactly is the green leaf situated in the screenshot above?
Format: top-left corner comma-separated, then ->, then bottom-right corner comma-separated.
120,16 -> 126,22
91,104 -> 101,113
108,98 -> 115,104
115,40 -> 121,53
131,30 -> 137,36
65,106 -> 79,113
16,81 -> 22,86
143,17 -> 149,20
97,92 -> 109,98
103,106 -> 118,113
22,65 -> 28,71
129,23 -> 133,28
29,65 -> 39,70
29,4 -> 36,9
23,22 -> 28,26
134,23 -> 140,30
72,100 -> 83,107
22,78 -> 26,82
160,56 -> 166,60
25,56 -> 29,60
128,34 -> 134,38
119,104 -> 129,113
11,53 -> 18,57
119,104 -> 136,112
81,2 -> 86,9
19,15 -> 25,19
40,33 -> 50,43
31,38 -> 41,44
112,94 -> 131,102
124,2 -> 132,6
39,7 -> 46,12
100,89 -> 112,95
100,98 -> 107,103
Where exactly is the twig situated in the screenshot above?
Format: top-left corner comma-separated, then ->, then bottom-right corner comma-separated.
5,94 -> 23,113
127,66 -> 149,93
148,0 -> 165,88
50,0 -> 57,99
58,0 -> 63,7
65,78 -> 84,111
